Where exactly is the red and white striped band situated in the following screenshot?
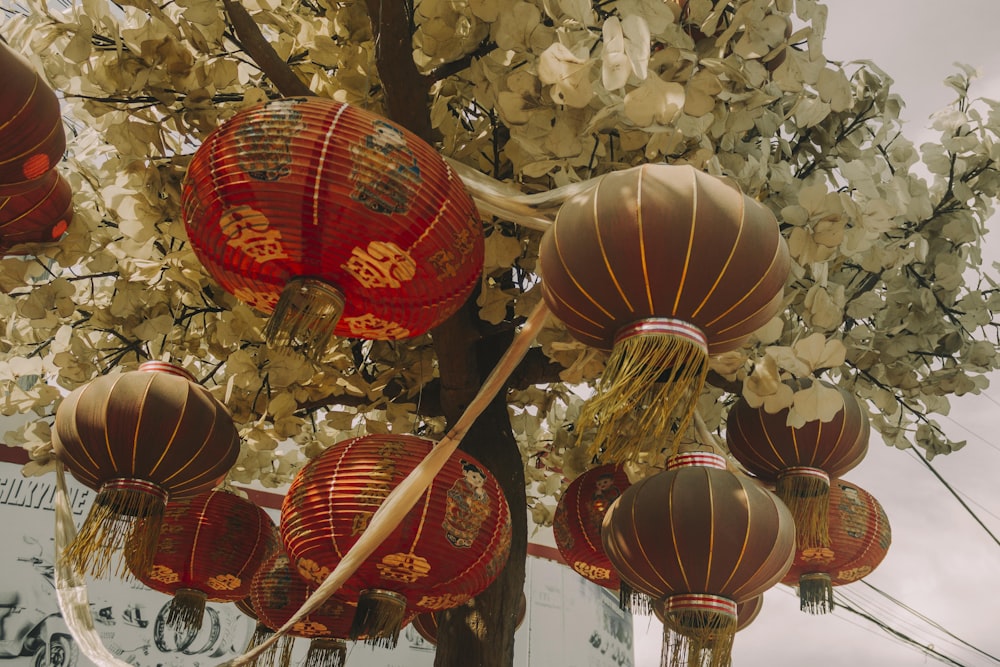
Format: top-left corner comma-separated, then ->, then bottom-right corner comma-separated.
100,477 -> 169,502
665,593 -> 738,618
667,452 -> 727,471
777,466 -> 830,484
614,317 -> 708,352
138,360 -> 196,383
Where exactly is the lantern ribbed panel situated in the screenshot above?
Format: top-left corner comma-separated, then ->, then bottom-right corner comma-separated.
781,479 -> 891,587
601,453 -> 795,604
129,490 -> 279,601
0,168 -> 73,253
180,97 -> 484,341
0,44 -> 66,196
279,434 -> 511,615
552,464 -> 631,590
52,361 -> 240,497
725,379 -> 869,483
539,164 -> 789,354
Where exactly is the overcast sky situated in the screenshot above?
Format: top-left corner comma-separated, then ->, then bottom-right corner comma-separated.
634,3 -> 1000,666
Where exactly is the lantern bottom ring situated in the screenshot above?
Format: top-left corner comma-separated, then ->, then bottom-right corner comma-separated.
664,593 -> 737,620
98,477 -> 169,506
777,466 -> 830,486
614,317 -> 708,352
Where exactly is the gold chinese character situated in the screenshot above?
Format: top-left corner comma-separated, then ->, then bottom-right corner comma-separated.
342,241 -> 416,289
219,205 -> 289,263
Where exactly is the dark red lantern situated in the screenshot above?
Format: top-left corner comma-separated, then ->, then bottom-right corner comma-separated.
602,452 -> 795,667
0,168 -> 73,253
127,490 -> 278,635
539,164 -> 789,464
410,590 -> 526,646
181,97 -> 484,359
725,378 -> 869,553
781,479 -> 891,613
280,434 -> 511,645
52,360 -> 240,578
0,43 -> 66,196
552,463 -> 631,592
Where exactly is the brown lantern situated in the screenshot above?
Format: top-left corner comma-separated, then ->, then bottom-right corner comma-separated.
0,168 -> 73,254
539,164 -> 790,464
552,464 -> 631,593
127,490 -> 279,635
602,452 -> 795,667
0,43 -> 66,196
781,479 -> 891,614
52,360 -> 240,578
725,378 -> 869,553
410,590 -> 526,646
280,434 -> 511,646
181,97 -> 484,359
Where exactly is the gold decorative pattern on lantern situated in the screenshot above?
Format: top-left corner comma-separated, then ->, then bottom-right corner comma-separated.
342,241 -> 417,289
376,553 -> 431,583
207,574 -> 242,591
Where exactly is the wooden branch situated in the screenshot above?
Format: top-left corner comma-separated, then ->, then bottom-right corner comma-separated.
222,0 -> 315,97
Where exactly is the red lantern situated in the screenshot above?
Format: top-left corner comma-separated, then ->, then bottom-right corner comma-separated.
410,590 -> 526,646
181,97 -> 484,359
602,452 -> 795,667
0,168 -> 73,253
250,551 -> 417,667
280,434 -> 511,645
725,378 -> 869,552
552,464 -> 631,592
235,596 -> 296,667
539,164 -> 789,463
127,490 -> 278,635
0,43 -> 66,196
52,360 -> 240,578
781,479 -> 891,613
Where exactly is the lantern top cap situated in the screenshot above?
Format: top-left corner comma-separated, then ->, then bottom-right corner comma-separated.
666,451 -> 727,470
138,360 -> 197,383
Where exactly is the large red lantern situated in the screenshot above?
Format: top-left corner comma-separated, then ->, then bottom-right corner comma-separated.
725,378 -> 869,552
552,463 -> 631,593
280,434 -> 511,645
0,43 -> 66,196
602,452 -> 795,667
127,490 -> 279,635
181,97 -> 484,359
781,479 -> 891,613
539,164 -> 789,464
0,168 -> 73,253
52,360 -> 240,578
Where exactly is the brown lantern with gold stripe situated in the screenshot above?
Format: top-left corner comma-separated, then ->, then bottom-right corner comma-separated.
539,164 -> 789,463
602,452 -> 795,667
127,490 -> 279,635
0,43 -> 66,196
53,360 -> 240,578
725,378 -> 869,554
781,478 -> 891,613
552,464 -> 631,593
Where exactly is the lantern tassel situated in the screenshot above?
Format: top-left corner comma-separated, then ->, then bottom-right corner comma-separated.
264,277 -> 346,360
350,588 -> 406,648
304,639 -> 346,667
661,605 -> 737,667
581,321 -> 708,464
618,581 -> 651,616
798,573 -> 835,614
164,588 -> 207,635
61,480 -> 166,579
775,468 -> 831,551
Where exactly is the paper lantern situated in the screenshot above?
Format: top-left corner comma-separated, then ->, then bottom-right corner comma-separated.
52,360 -> 240,578
410,590 -> 526,646
552,464 -> 631,592
0,43 -> 66,196
181,97 -> 484,359
539,164 -> 789,463
127,490 -> 279,635
725,378 -> 869,552
0,168 -> 73,254
781,479 -> 891,613
280,434 -> 511,645
235,596 -> 295,667
602,452 -> 794,667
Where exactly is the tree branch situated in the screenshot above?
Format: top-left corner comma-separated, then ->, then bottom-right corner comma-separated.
222,0 -> 315,97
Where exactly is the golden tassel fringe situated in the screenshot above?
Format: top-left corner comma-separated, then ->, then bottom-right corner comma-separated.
243,623 -> 296,667
61,484 -> 165,579
798,573 -> 835,614
305,639 -> 347,667
350,589 -> 406,648
264,277 -> 346,360
581,331 -> 708,465
776,474 -> 831,551
164,588 -> 207,635
662,609 -> 737,667
618,581 -> 651,615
